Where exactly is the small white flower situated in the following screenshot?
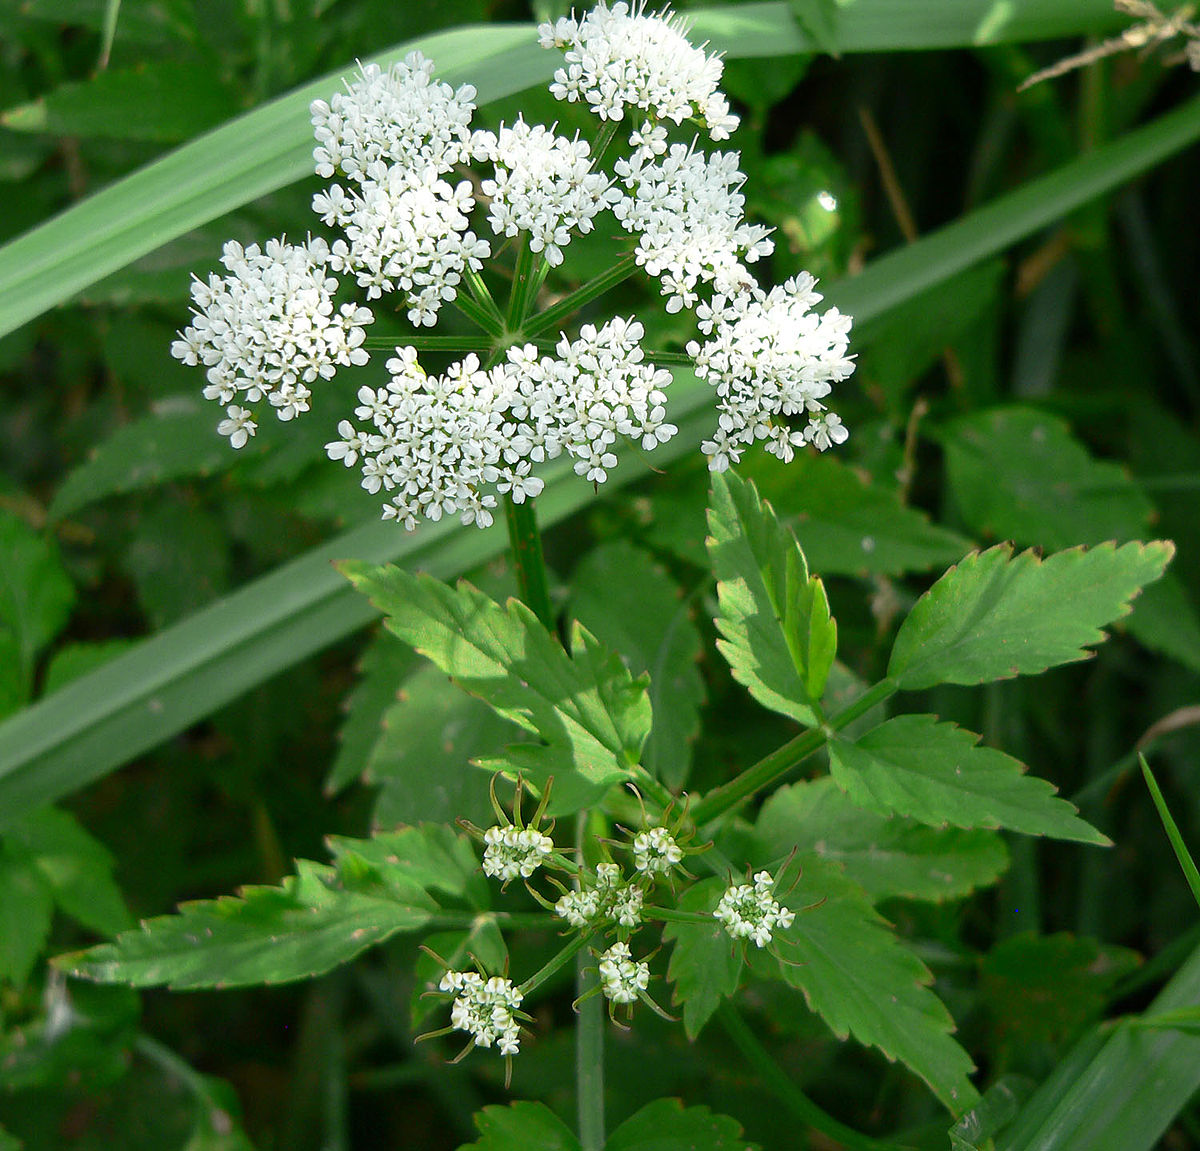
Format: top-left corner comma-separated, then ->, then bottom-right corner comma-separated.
632,827 -> 683,876
714,870 -> 796,948
598,942 -> 650,1004
216,404 -> 257,449
482,825 -> 554,882
553,861 -> 643,929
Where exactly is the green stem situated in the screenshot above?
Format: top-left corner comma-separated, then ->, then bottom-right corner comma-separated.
504,495 -> 555,633
689,678 -> 897,828
643,906 -> 715,925
717,1003 -> 909,1151
363,334 -> 494,352
519,931 -> 592,998
575,812 -> 605,1151
452,290 -> 505,337
508,236 -> 548,330
464,265 -> 505,327
427,910 -> 556,931
522,253 -> 639,338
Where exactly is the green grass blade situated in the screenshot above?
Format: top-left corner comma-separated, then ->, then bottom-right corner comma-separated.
1140,753 -> 1200,910
996,941 -> 1200,1151
828,92 -> 1200,324
0,2 -> 1128,341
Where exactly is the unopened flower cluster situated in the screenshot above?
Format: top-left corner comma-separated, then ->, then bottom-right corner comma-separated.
713,870 -> 795,948
172,0 -> 854,528
439,970 -> 524,1055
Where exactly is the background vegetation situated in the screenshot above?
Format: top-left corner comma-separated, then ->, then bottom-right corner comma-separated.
1,0 -> 1199,1148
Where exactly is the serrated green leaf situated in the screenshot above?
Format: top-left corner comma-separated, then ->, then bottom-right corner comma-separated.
570,540 -> 704,789
0,848 -> 54,985
1,59 -> 241,142
829,715 -> 1107,844
756,777 -> 1010,902
887,541 -> 1173,690
4,806 -> 131,936
367,663 -> 515,828
339,563 -> 650,815
326,629 -> 419,795
941,407 -> 1153,549
58,858 -> 434,989
663,878 -> 743,1038
606,1098 -> 758,1151
459,1100 -> 580,1151
0,511 -> 75,685
708,471 -> 837,726
49,402 -> 231,521
750,452 -> 972,576
328,824 -> 485,907
760,855 -> 979,1114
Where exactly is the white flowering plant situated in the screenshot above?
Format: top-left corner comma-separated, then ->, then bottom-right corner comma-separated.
10,2 -> 1193,1149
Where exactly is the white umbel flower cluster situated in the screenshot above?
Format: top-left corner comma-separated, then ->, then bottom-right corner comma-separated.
326,317 -> 675,528
440,970 -> 524,1055
598,941 -> 651,1004
614,145 -> 773,312
310,55 -> 475,182
314,171 -> 489,324
471,119 -> 619,267
714,870 -> 796,948
555,861 -> 644,928
539,1 -> 739,139
632,827 -> 683,876
310,55 -> 489,325
171,237 -> 372,446
482,825 -> 555,882
689,273 -> 855,471
505,317 -> 677,484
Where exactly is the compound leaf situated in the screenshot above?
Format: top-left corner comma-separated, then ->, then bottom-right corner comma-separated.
58,858 -> 434,989
759,855 -> 978,1115
887,542 -> 1172,690
571,540 -> 704,789
339,563 -> 650,815
756,777 -> 1010,902
828,715 -> 1107,844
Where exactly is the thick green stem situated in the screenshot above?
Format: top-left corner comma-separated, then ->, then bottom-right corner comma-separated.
504,495 -> 555,633
689,678 -> 898,827
522,253 -> 638,338
717,1003 -> 907,1151
575,812 -> 605,1151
